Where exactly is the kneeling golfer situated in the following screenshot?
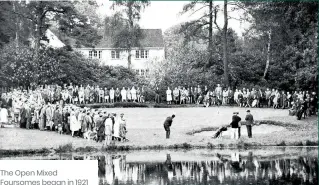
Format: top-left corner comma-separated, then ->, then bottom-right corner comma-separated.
164,114 -> 175,139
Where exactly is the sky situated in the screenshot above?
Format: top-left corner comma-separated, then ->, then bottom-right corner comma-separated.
96,1 -> 250,37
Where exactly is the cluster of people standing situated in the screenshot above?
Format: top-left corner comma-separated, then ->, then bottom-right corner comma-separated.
229,110 -> 254,140
162,85 -> 317,116
1,83 -> 146,106
0,87 -> 129,145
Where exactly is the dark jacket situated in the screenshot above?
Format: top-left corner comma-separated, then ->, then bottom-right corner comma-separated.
245,114 -> 254,126
53,110 -> 62,126
230,115 -> 241,128
164,117 -> 173,128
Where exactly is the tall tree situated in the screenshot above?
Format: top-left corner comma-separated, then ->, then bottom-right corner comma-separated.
244,1 -> 318,90
213,0 -> 229,86
111,0 -> 150,69
2,1 -> 101,52
181,0 -> 230,86
180,0 -> 215,67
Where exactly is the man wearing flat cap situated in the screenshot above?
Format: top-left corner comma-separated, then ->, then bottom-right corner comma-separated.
245,110 -> 254,138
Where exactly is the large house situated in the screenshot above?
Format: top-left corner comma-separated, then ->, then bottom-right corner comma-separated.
76,29 -> 165,77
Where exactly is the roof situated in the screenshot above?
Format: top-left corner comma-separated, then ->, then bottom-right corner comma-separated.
95,29 -> 164,48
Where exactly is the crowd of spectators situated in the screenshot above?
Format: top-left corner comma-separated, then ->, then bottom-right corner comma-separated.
161,84 -> 317,119
0,84 -> 132,145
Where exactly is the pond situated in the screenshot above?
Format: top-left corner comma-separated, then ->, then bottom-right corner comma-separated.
1,147 -> 318,185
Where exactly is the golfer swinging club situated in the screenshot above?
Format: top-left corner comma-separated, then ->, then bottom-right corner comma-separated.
164,114 -> 175,139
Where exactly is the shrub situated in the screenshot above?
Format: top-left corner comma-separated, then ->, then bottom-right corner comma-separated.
277,141 -> 286,146
305,140 -> 317,146
55,143 -> 73,153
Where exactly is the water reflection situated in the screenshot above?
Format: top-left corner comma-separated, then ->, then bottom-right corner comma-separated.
68,151 -> 318,185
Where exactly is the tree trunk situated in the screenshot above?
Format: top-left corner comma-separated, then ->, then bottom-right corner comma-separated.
13,2 -> 19,48
222,0 -> 229,86
127,2 -> 134,69
34,15 -> 42,55
263,28 -> 272,79
127,49 -> 132,69
208,0 -> 213,67
34,2 -> 44,56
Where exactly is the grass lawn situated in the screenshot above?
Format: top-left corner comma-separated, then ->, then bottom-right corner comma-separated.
0,107 -> 317,152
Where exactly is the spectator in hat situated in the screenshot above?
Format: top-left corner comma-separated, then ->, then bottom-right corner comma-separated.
163,114 -> 175,139
245,110 -> 254,138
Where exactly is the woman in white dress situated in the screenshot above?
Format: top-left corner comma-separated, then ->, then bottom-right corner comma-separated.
166,87 -> 172,104
70,110 -> 81,137
0,105 -> 9,127
131,87 -> 137,102
273,90 -> 280,109
121,88 -> 127,102
78,88 -> 85,104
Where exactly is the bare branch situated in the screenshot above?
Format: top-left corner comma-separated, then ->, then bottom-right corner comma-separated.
188,4 -> 210,17
228,2 -> 248,11
214,7 -> 221,31
227,16 -> 243,21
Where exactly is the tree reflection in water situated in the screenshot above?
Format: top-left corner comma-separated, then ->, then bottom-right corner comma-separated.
71,152 -> 318,185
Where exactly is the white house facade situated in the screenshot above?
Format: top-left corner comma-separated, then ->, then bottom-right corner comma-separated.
76,29 -> 165,77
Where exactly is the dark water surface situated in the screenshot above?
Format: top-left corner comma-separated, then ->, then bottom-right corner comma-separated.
1,148 -> 318,185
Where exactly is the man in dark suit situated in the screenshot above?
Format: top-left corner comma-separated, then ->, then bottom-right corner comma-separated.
230,112 -> 241,139
163,114 -> 175,139
245,110 -> 254,138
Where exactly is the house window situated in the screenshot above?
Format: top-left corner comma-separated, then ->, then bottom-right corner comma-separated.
145,69 -> 149,76
141,69 -> 145,76
135,69 -> 140,75
111,50 -> 120,59
135,50 -> 149,59
93,51 -> 97,57
89,51 -> 92,59
98,51 -> 102,59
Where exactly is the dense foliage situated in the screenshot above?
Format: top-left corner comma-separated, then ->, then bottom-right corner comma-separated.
0,1 -> 101,49
0,1 -> 317,94
158,1 -> 318,91
0,44 -> 143,88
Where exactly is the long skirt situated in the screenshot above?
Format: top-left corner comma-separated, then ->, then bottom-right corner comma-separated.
167,95 -> 172,102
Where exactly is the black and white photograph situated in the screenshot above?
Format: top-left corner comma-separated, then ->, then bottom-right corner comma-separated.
0,0 -> 318,184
